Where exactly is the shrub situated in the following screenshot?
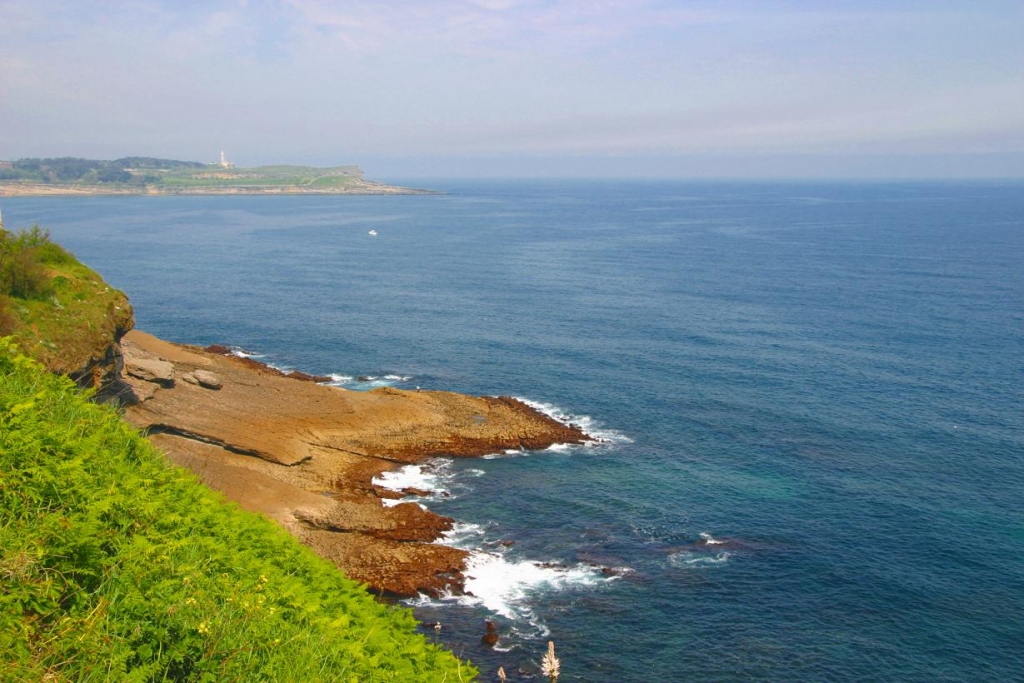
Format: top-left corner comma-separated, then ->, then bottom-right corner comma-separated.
0,226 -> 54,299
0,296 -> 15,335
34,240 -> 77,267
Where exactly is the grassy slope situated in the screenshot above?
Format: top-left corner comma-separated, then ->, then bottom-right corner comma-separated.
155,165 -> 361,189
0,163 -> 367,192
2,236 -> 133,375
0,341 -> 476,681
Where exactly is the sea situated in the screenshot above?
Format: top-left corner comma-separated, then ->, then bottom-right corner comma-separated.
5,180 -> 1023,681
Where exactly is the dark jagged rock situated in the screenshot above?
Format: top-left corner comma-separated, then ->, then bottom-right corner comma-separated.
401,487 -> 435,498
205,344 -> 233,355
481,620 -> 499,647
285,369 -> 333,383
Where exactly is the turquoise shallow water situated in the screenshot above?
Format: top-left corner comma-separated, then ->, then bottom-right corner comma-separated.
6,180 -> 1023,680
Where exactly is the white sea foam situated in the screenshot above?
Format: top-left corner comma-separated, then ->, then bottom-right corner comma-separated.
408,512 -> 625,637
481,448 -> 527,460
381,499 -> 428,510
453,551 -> 611,626
464,552 -> 603,618
516,398 -> 631,445
700,532 -> 724,545
424,524 -> 626,636
441,521 -> 488,547
668,550 -> 731,568
372,461 -> 449,495
326,372 -> 415,390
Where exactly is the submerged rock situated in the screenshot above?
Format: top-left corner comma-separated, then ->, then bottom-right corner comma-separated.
481,620 -> 499,647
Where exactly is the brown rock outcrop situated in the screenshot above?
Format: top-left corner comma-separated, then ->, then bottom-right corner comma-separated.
121,329 -> 590,596
183,369 -> 222,389
125,356 -> 175,385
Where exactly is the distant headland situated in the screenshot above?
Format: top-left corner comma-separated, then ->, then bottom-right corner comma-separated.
0,155 -> 430,196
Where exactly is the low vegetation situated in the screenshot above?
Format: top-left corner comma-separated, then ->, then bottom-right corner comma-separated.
0,226 -> 132,375
0,157 -> 364,192
0,157 -> 206,186
0,341 -> 476,681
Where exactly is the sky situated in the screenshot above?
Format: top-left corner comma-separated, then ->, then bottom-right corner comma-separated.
1,0 -> 1023,179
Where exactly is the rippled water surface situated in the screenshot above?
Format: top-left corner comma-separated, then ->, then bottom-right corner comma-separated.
7,180 -> 1023,681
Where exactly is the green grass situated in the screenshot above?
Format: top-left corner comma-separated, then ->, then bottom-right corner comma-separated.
0,226 -> 133,375
151,165 -> 362,189
0,341 -> 476,681
158,176 -> 291,187
0,160 -> 368,193
308,175 -> 357,188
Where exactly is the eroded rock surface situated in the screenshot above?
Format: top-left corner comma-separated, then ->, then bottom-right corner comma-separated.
121,329 -> 589,596
182,369 -> 222,389
125,356 -> 175,385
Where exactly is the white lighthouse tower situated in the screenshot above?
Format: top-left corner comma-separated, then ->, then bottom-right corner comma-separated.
219,150 -> 235,169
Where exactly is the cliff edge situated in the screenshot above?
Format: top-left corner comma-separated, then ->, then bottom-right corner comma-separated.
2,226 -> 588,597
0,226 -> 134,396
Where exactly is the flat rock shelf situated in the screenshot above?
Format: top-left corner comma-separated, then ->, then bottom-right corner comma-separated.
120,330 -> 589,596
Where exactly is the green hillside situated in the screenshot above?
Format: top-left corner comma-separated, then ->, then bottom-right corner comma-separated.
0,342 -> 476,681
155,163 -> 363,190
0,157 -> 387,194
0,225 -> 133,379
0,157 -> 206,186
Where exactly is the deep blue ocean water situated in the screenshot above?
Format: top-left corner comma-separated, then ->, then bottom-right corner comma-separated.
5,180 -> 1023,681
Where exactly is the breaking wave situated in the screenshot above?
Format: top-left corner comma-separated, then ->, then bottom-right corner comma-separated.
410,545 -> 622,638
372,462 -> 449,495
325,372 -> 415,391
516,397 -> 631,445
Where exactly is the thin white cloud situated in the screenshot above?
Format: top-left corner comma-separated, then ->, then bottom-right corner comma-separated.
280,0 -> 720,56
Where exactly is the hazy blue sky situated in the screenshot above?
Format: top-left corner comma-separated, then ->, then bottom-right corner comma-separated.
2,0 -> 1022,179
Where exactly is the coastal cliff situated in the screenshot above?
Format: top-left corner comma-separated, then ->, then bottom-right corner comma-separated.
2,227 -> 587,597
119,330 -> 589,596
0,226 -> 134,397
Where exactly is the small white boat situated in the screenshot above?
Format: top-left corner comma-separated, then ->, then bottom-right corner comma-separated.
368,229 -> 378,236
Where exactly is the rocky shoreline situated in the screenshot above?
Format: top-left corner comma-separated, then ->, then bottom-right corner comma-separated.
118,330 -> 589,596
